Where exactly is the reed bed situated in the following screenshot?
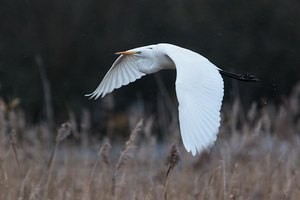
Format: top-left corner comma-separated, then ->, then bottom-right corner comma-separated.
0,83 -> 299,200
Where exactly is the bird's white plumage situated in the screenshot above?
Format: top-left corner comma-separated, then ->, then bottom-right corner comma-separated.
162,45 -> 224,155
86,43 -> 224,156
87,55 -> 146,99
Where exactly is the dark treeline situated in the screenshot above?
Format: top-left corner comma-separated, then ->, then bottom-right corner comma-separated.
0,0 -> 299,123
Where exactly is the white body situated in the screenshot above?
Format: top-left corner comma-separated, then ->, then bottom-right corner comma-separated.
87,43 -> 224,156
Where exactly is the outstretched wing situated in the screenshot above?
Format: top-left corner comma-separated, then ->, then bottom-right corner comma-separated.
86,55 -> 149,99
164,46 -> 224,156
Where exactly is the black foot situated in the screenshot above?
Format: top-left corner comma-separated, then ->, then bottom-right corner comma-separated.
219,70 -> 260,82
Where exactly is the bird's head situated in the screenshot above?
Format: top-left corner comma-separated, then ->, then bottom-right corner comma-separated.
115,45 -> 156,57
114,44 -> 174,71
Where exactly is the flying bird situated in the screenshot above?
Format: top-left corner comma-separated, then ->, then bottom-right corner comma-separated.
86,43 -> 259,156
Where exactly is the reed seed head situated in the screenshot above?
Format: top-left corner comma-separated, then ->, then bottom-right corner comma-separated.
56,122 -> 71,143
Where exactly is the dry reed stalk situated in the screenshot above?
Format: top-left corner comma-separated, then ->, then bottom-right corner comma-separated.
143,116 -> 154,141
18,169 -> 32,200
222,158 -> 227,200
82,141 -> 111,200
29,181 -> 44,200
247,102 -> 257,124
100,141 -> 111,167
230,98 -> 240,134
289,82 -> 300,119
68,111 -> 80,139
80,109 -> 91,134
45,122 -> 71,186
260,108 -> 271,133
115,119 -> 143,171
9,129 -> 22,175
55,122 -> 72,144
0,99 -> 7,136
163,143 -> 180,200
36,55 -> 54,129
29,122 -> 71,200
112,119 -> 143,198
4,82 -> 300,199
45,122 -> 71,173
165,144 -> 180,178
275,106 -> 293,140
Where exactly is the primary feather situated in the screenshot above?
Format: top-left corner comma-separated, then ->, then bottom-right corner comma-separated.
86,55 -> 146,99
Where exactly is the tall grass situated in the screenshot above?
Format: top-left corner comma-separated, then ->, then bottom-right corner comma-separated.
0,83 -> 299,199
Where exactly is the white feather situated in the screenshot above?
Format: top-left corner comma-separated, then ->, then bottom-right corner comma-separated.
86,43 -> 224,156
86,55 -> 146,99
162,45 -> 224,155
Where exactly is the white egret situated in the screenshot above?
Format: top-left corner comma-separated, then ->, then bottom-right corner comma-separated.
86,43 -> 258,156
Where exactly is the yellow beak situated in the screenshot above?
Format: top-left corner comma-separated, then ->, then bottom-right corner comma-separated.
115,51 -> 140,55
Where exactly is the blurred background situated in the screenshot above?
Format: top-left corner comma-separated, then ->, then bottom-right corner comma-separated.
0,0 -> 299,131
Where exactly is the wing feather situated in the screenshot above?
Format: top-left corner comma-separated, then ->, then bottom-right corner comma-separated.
119,64 -> 128,85
164,47 -> 224,155
86,55 -> 146,99
87,44 -> 224,156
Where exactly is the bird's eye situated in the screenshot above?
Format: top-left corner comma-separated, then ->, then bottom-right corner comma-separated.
147,47 -> 153,49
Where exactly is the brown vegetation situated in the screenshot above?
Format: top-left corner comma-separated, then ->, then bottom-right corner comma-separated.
0,83 -> 299,200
